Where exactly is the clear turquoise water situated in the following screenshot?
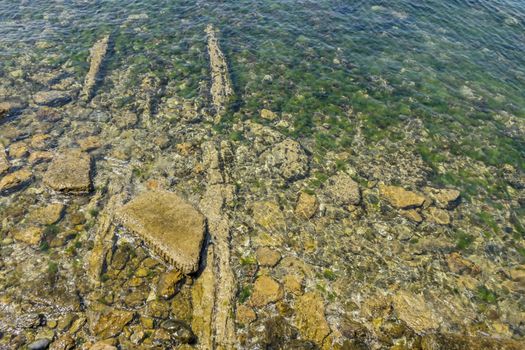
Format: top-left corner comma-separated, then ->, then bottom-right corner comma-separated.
1,0 -> 523,177
1,1 -> 525,347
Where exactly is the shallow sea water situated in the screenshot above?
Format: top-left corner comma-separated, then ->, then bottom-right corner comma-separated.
0,1 -> 524,349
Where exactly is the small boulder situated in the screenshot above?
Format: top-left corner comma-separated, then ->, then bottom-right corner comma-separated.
250,275 -> 284,307
236,304 -> 257,325
78,136 -> 102,152
426,187 -> 461,209
252,201 -> 286,231
0,169 -> 32,193
379,185 -> 425,209
49,334 -> 75,350
44,151 -> 92,193
295,192 -> 318,219
0,148 -> 9,175
29,203 -> 65,225
400,209 -> 423,223
93,310 -> 134,339
157,270 -> 184,299
31,134 -> 52,149
283,274 -> 303,295
294,292 -> 330,344
262,139 -> 309,181
256,246 -> 282,267
89,342 -> 117,350
160,319 -> 195,344
260,109 -> 278,121
29,151 -> 54,164
36,108 -> 62,122
13,227 -> 44,246
325,173 -> 361,205
392,291 -> 439,333
34,90 -> 71,107
116,191 -> 206,274
28,338 -> 51,350
509,268 -> 525,286
9,142 -> 29,158
424,207 -> 451,225
0,100 -> 25,119
446,253 -> 481,276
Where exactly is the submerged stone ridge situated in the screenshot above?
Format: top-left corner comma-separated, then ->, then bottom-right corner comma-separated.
205,24 -> 234,118
81,35 -> 110,102
116,191 -> 206,274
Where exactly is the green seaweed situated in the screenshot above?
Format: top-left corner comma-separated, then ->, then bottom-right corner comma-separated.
476,285 -> 497,304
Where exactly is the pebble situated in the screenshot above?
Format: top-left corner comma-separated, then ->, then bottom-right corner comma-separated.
160,319 -> 195,344
34,90 -> 71,107
28,338 -> 51,350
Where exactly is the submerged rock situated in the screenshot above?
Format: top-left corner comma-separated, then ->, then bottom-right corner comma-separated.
34,90 -> 71,107
424,207 -> 451,225
392,291 -> 439,333
256,246 -> 282,267
379,184 -> 425,209
0,169 -> 32,193
89,342 -> 117,350
29,151 -> 54,164
261,139 -> 309,181
160,319 -> 196,344
29,203 -> 65,225
400,209 -> 423,223
250,275 -> 284,307
252,201 -> 286,231
43,151 -> 92,193
446,253 -> 481,276
28,338 -> 51,350
426,187 -> 461,209
116,191 -> 206,274
325,173 -> 361,205
12,227 -> 44,246
260,109 -> 278,121
0,100 -> 25,119
81,35 -> 110,102
93,310 -> 134,339
9,141 -> 29,158
295,191 -> 318,219
236,304 -> 257,325
421,333 -> 524,350
509,267 -> 525,286
78,136 -> 102,152
157,269 -> 184,299
49,334 -> 75,350
294,292 -> 330,345
205,25 -> 234,117
0,148 -> 10,175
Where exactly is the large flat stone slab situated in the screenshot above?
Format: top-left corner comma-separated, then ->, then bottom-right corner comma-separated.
43,151 -> 92,193
116,191 -> 206,274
